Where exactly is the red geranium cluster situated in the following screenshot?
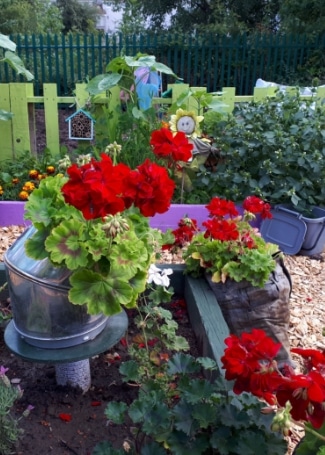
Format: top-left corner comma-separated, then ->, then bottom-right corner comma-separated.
222,329 -> 325,429
150,127 -> 194,165
61,154 -> 175,220
203,196 -> 272,244
243,195 -> 272,220
163,217 -> 199,252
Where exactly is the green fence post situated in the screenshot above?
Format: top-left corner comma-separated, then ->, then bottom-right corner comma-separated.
253,86 -> 277,102
219,87 -> 236,113
43,84 -> 60,155
316,86 -> 325,107
9,83 -> 32,157
0,84 -> 13,161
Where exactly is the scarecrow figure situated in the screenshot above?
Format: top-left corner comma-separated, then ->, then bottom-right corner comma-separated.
169,108 -> 217,157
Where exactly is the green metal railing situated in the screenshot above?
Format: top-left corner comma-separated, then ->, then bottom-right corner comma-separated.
1,33 -> 324,96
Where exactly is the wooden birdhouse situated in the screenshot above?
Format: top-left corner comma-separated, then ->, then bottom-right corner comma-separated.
65,109 -> 95,140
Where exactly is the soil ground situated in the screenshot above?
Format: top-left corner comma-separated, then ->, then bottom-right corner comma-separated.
0,297 -> 199,455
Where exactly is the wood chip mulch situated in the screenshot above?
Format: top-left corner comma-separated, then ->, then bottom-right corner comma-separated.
2,226 -> 325,453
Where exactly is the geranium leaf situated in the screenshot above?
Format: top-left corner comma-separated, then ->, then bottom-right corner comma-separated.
45,220 -> 89,269
69,269 -> 134,316
25,228 -> 51,260
104,402 -> 128,424
167,353 -> 200,375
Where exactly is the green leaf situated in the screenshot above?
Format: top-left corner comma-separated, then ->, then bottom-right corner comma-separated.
173,401 -> 196,435
141,442 -> 167,455
196,357 -> 218,371
92,441 -> 125,455
25,228 -> 51,260
167,431 -> 210,455
179,378 -> 215,404
4,51 -> 34,80
69,269 -> 134,315
104,401 -> 128,424
167,353 -> 201,375
86,73 -> 122,95
0,33 -> 16,52
119,360 -> 142,383
0,109 -> 13,121
45,220 -> 89,269
191,402 -> 217,428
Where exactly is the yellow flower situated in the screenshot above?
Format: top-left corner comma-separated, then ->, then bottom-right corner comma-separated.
29,169 -> 39,179
18,190 -> 29,200
46,165 -> 55,174
23,181 -> 35,192
0,185 -> 3,195
169,109 -> 204,139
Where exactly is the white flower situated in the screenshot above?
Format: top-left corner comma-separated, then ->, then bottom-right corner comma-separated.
147,264 -> 173,288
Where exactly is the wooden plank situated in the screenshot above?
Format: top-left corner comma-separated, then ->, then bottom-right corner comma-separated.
43,84 -> 60,155
219,87 -> 236,112
170,83 -> 189,107
74,83 -> 89,109
316,86 -> 325,106
253,86 -> 277,102
185,274 -> 229,375
26,84 -> 37,155
0,84 -> 14,161
9,83 -> 31,157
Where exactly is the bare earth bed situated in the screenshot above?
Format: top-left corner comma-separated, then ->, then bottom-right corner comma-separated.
1,225 -> 325,454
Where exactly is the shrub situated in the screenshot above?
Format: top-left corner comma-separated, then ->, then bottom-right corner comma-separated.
203,88 -> 325,212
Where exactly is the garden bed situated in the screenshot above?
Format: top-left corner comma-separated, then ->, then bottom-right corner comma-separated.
2,226 -> 325,453
0,263 -> 230,454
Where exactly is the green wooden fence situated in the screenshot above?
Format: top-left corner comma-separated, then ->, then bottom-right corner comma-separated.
0,82 -> 325,162
1,33 -> 324,96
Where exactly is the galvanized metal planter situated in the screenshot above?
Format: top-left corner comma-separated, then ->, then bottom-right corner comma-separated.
4,226 -> 108,349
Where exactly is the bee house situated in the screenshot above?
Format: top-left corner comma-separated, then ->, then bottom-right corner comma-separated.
65,109 -> 95,140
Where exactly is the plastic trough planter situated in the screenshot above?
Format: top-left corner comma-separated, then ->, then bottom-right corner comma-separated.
261,204 -> 325,256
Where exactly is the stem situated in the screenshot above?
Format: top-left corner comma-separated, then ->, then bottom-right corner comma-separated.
180,168 -> 185,204
294,421 -> 325,442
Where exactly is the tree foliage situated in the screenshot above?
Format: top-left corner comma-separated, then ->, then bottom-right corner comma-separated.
55,0 -> 100,34
279,0 -> 325,34
0,0 -> 63,34
106,0 -> 325,35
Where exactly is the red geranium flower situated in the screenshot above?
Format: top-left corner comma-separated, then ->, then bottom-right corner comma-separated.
243,195 -> 272,219
203,218 -> 239,241
206,197 -> 239,218
276,371 -> 325,428
162,217 -> 199,250
127,159 -> 175,217
150,127 -> 193,163
62,154 -> 131,220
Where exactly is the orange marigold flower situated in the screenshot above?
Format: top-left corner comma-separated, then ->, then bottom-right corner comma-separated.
19,190 -> 29,200
0,185 -> 3,195
12,178 -> 19,184
29,169 -> 39,179
46,165 -> 55,174
37,174 -> 46,181
23,181 -> 35,192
